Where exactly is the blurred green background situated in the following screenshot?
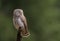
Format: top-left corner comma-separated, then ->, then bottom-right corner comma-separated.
0,0 -> 60,41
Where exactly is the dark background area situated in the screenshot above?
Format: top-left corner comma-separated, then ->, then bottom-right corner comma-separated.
0,0 -> 60,41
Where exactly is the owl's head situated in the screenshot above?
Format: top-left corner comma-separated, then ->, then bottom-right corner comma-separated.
13,9 -> 23,17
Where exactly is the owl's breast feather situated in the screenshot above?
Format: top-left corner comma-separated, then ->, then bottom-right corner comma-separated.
17,18 -> 24,28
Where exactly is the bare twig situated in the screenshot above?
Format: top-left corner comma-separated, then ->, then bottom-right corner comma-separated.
17,27 -> 22,41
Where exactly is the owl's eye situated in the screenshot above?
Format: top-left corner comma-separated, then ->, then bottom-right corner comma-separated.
18,11 -> 22,15
16,11 -> 20,13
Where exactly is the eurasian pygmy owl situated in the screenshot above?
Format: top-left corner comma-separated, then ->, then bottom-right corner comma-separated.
13,9 -> 30,37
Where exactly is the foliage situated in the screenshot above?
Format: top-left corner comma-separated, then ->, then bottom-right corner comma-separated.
0,0 -> 60,41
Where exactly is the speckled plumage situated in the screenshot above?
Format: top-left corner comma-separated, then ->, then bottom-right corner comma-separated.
13,9 -> 30,37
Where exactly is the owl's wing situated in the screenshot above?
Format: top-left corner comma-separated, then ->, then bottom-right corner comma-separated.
20,15 -> 30,37
21,16 -> 28,31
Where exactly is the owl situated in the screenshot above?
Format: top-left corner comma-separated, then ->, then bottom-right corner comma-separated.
13,9 -> 30,37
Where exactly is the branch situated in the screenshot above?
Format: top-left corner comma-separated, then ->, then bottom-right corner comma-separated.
17,27 -> 22,41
